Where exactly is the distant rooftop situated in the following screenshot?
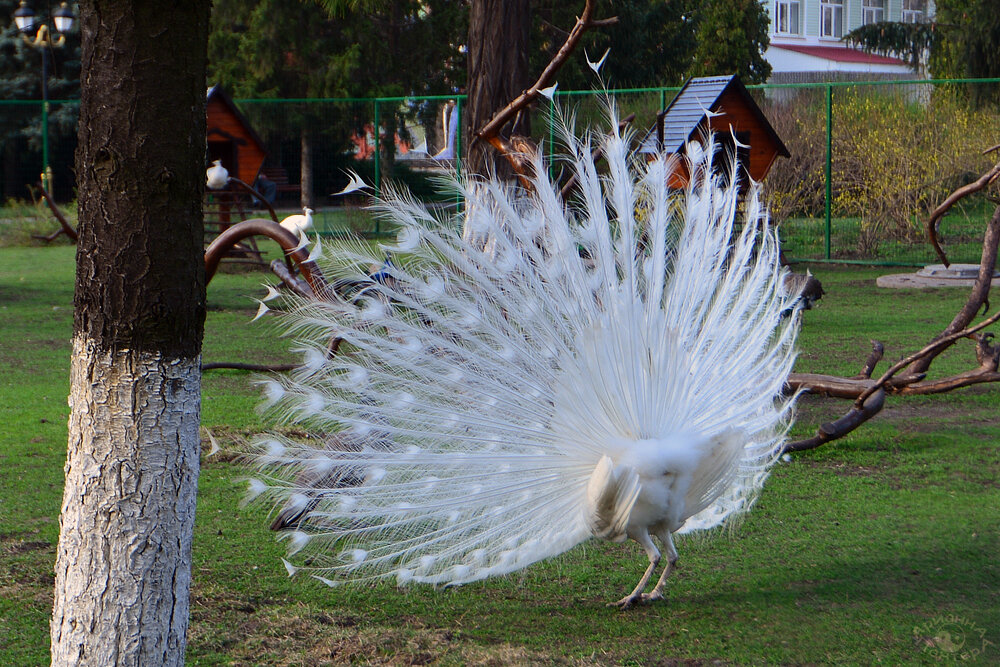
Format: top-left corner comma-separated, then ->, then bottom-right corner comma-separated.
770,44 -> 907,66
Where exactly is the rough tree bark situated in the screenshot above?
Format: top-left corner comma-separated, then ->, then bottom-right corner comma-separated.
466,0 -> 531,178
50,2 -> 210,665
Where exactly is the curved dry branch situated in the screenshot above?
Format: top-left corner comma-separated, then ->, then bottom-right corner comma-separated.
204,218 -> 327,297
927,160 -> 1000,266
910,204 -> 1000,375
784,389 -> 885,453
857,340 -> 884,379
34,183 -> 78,242
226,177 -> 280,223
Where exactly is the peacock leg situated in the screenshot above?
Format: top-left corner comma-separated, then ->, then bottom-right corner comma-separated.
642,529 -> 678,603
609,529 -> 659,609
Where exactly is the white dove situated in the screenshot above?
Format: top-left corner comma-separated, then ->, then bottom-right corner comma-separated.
206,159 -> 229,190
279,207 -> 314,235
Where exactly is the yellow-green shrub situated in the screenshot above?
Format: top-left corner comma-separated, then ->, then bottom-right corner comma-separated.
832,88 -> 997,252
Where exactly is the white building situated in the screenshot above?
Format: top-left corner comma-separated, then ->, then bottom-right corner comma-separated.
764,0 -> 935,81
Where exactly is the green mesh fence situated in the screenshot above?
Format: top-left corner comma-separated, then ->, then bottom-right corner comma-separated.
6,79 -> 1000,266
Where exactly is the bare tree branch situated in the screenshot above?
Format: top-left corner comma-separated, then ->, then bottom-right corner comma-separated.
927,160 -> 1000,266
784,389 -> 885,453
475,0 -> 617,181
204,218 -> 327,296
227,177 -> 280,224
856,341 -> 884,379
858,307 -> 1000,405
910,204 -> 1000,375
33,183 -> 78,243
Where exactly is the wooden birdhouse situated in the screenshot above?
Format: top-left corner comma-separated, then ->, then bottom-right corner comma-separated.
638,75 -> 789,190
206,85 -> 267,186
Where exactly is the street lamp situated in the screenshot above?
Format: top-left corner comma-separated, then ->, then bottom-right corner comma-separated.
13,1 -> 76,193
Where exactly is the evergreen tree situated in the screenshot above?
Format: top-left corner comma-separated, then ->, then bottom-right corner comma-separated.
0,0 -> 80,199
929,0 -> 1000,84
208,0 -> 466,201
688,0 -> 771,84
846,0 -> 1000,104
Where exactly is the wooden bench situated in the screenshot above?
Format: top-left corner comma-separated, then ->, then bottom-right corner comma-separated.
203,188 -> 267,266
261,166 -> 301,202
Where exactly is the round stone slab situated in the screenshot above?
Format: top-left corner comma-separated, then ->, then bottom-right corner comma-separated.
915,263 -> 1000,279
877,263 -> 1000,288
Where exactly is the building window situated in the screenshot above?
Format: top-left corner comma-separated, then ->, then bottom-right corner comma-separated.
862,0 -> 884,25
820,0 -> 844,38
902,0 -> 926,23
775,0 -> 801,35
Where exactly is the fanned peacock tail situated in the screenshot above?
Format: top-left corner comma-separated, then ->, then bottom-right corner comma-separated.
246,106 -> 801,589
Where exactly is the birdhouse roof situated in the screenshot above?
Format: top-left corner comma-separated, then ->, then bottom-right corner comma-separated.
206,85 -> 267,153
206,84 -> 269,185
638,75 -> 789,158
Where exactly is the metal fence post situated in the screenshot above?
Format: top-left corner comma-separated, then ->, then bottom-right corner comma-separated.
454,97 -> 463,212
373,98 -> 380,235
824,84 -> 832,261
454,96 -> 462,180
548,96 -> 555,180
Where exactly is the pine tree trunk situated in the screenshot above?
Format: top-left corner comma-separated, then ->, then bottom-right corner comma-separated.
466,0 -> 531,178
50,2 -> 210,665
300,127 -> 313,209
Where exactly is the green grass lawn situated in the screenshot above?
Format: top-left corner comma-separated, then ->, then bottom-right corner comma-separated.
1,245 -> 998,665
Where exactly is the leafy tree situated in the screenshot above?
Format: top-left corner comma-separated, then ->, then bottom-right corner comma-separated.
528,0 -> 700,91
846,0 -> 1000,102
209,0 -> 364,206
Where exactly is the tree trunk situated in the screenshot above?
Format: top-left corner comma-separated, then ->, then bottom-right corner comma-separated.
466,0 -> 531,178
50,2 -> 210,665
300,127 -> 313,210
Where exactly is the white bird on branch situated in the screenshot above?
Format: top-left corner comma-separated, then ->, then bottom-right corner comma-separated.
248,107 -> 802,608
280,207 -> 314,235
206,159 -> 229,190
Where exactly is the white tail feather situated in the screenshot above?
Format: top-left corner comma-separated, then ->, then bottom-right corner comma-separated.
249,105 -> 800,590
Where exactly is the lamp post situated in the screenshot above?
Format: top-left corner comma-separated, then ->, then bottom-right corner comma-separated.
13,1 -> 75,194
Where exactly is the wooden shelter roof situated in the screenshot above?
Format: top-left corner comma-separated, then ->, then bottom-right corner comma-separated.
638,75 -> 789,158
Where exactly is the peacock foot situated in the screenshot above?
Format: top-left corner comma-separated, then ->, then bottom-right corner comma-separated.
607,590 -> 663,609
607,594 -> 642,609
